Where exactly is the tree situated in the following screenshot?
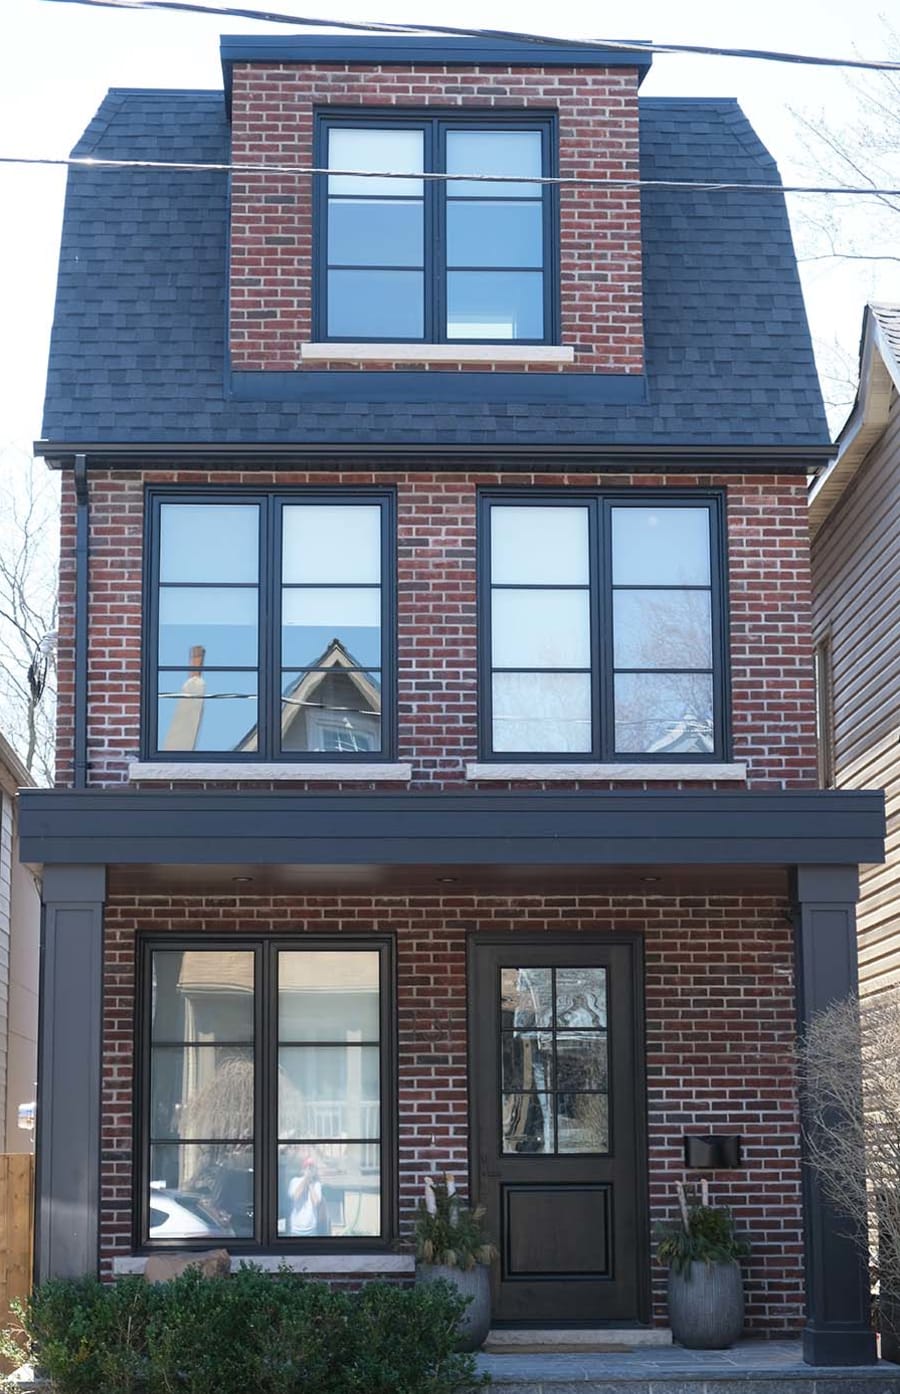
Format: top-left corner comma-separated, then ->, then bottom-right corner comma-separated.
0,446 -> 58,785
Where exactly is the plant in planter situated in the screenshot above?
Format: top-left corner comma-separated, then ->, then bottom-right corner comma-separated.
414,1173 -> 497,1352
656,1181 -> 749,1349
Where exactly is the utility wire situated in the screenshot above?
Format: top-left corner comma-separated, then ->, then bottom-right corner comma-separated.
2,152 -> 899,198
41,0 -> 900,74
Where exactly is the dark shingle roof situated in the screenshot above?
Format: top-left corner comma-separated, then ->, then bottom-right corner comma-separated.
41,89 -> 828,448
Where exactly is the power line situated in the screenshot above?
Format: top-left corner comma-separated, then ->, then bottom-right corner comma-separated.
2,152 -> 899,199
41,0 -> 900,74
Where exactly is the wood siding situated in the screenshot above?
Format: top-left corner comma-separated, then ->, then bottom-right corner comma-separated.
812,390 -> 900,995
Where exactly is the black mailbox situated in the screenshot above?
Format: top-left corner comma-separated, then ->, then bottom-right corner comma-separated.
683,1134 -> 742,1170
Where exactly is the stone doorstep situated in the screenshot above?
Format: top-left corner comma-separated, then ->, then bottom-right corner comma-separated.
486,1328 -> 674,1348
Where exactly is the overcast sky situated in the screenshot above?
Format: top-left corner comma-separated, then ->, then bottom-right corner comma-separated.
2,0 -> 900,456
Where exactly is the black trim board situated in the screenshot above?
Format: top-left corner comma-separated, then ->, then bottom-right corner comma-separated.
19,789 -> 885,869
227,371 -> 645,405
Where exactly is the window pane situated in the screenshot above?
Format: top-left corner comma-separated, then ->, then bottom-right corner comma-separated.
328,198 -> 423,267
556,1035 -> 608,1092
611,507 -> 711,586
613,590 -> 712,670
281,588 -> 381,669
492,589 -> 590,668
150,1046 -> 254,1140
279,951 -> 380,1041
502,1094 -> 553,1153
157,670 -> 257,753
149,1142 -> 254,1239
279,1046 -> 380,1140
614,672 -> 714,754
501,967 -> 552,1027
502,1033 -> 554,1092
557,1094 -> 608,1153
447,201 -> 543,267
492,672 -> 592,753
447,270 -> 543,340
328,127 -> 424,197
556,968 -> 607,1027
159,504 -> 259,584
282,506 -> 381,584
158,587 -> 258,668
491,506 -> 589,585
151,950 -> 254,1043
281,671 -> 382,754
278,1144 -> 380,1237
328,269 -> 424,338
446,129 -> 543,198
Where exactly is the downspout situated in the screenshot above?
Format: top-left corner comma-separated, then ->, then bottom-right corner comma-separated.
73,453 -> 89,789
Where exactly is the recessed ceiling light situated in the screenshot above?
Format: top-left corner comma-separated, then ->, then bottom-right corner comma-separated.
232,875 -> 254,884
436,876 -> 458,884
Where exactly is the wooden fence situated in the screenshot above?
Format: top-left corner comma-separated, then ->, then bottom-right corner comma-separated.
0,1154 -> 34,1330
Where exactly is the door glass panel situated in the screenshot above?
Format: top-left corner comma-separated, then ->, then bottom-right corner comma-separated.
499,966 -> 609,1156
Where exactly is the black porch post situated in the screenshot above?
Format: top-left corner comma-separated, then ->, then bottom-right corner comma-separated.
36,864 -> 106,1281
792,863 -> 876,1366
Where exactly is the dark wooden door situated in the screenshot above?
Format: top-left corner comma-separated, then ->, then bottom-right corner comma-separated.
470,937 -> 647,1325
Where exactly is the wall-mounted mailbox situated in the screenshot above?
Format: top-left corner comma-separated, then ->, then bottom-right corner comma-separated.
683,1134 -> 742,1170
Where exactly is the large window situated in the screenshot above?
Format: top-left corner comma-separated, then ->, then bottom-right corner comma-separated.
480,494 -> 727,760
140,940 -> 393,1248
145,491 -> 394,760
317,114 -> 556,343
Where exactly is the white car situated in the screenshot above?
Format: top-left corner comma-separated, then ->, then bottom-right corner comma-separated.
148,1190 -> 234,1239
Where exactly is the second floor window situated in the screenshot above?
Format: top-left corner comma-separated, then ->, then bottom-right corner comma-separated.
480,494 -> 728,761
317,114 -> 556,343
146,492 -> 394,761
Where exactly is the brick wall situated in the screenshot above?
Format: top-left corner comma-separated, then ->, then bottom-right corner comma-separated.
55,468 -> 818,790
228,62 -> 643,374
101,890 -> 803,1333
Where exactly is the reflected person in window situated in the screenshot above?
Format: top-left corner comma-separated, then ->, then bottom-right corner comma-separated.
288,1155 -> 330,1236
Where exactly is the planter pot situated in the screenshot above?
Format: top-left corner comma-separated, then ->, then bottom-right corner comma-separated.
879,1295 -> 900,1364
415,1262 -> 492,1352
667,1259 -> 744,1349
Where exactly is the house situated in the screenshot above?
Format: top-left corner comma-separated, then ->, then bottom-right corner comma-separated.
810,303 -> 900,995
19,33 -> 887,1364
0,730 -> 38,1153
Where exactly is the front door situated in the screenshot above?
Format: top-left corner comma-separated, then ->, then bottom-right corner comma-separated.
470,937 -> 647,1325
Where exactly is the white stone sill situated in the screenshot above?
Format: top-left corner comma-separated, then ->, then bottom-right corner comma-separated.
466,762 -> 748,782
129,761 -> 412,782
113,1252 -> 414,1276
299,342 -> 575,364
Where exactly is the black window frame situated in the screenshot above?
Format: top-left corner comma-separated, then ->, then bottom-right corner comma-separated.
142,487 -> 397,763
135,935 -> 397,1253
478,489 -> 731,763
314,108 -> 560,345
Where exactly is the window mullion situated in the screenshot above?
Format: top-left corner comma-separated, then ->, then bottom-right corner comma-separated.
595,500 -> 612,761
430,118 -> 443,344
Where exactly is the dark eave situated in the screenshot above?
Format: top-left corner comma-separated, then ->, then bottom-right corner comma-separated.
33,442 -> 837,473
19,788 -> 885,870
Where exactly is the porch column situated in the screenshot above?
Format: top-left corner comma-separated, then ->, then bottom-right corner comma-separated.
37,864 -> 106,1281
791,864 -> 876,1366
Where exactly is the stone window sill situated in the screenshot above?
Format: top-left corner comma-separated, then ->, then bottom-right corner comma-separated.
466,761 -> 748,782
299,342 -> 575,364
128,761 -> 412,782
113,1252 -> 414,1276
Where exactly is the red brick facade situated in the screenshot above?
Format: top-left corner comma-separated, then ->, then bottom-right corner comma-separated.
101,891 -> 803,1332
228,63 -> 643,374
54,468 -> 818,791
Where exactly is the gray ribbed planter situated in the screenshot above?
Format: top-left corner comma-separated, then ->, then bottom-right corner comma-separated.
415,1262 -> 492,1351
667,1259 -> 744,1349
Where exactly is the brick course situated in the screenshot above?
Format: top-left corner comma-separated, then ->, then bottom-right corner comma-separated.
55,469 -> 818,790
101,891 -> 803,1333
228,63 -> 643,374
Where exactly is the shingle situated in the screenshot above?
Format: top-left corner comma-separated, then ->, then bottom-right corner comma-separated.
41,90 -> 829,448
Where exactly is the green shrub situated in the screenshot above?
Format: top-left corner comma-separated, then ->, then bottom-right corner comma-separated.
0,1267 -> 484,1394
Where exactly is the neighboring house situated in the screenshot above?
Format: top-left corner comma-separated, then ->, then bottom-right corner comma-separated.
19,34 -> 887,1365
810,304 -> 900,996
0,731 -> 38,1153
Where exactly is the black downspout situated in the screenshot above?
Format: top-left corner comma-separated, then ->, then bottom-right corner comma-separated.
73,453 -> 89,789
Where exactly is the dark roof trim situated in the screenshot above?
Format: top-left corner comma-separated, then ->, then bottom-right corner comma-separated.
220,35 -> 653,110
229,370 -> 648,406
19,788 -> 884,869
33,442 -> 836,472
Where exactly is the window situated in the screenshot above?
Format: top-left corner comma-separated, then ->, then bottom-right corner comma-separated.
317,113 -> 556,343
139,940 -> 393,1248
481,494 -> 727,760
814,635 -> 835,788
146,491 -> 394,760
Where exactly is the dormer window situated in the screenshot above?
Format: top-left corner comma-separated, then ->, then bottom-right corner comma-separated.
317,114 -> 557,344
